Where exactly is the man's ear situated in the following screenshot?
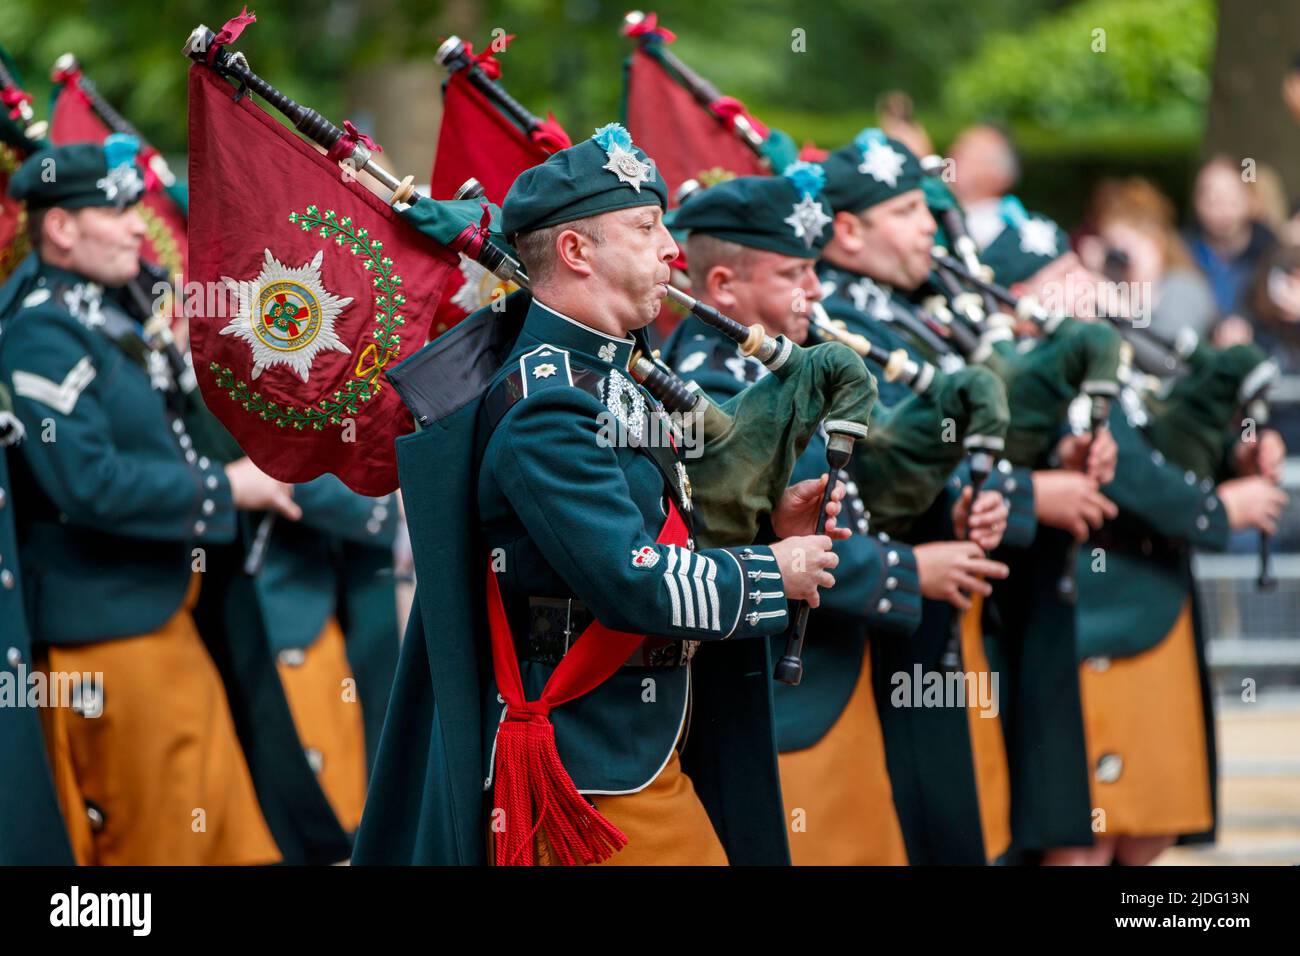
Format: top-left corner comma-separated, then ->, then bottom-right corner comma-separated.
554,228 -> 597,278
706,263 -> 739,310
42,207 -> 78,255
831,210 -> 862,253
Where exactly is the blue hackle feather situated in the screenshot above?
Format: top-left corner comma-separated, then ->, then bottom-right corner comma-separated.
592,123 -> 634,153
103,133 -> 140,172
853,127 -> 886,155
782,160 -> 826,199
999,195 -> 1029,229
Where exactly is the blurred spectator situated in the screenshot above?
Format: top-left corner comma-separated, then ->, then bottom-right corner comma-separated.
1244,243 -> 1300,449
1078,177 -> 1217,375
1248,163 -> 1289,234
1185,156 -> 1276,318
876,91 -> 934,161
947,124 -> 1020,247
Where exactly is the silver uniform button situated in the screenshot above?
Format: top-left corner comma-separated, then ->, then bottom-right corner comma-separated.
1151,451 -> 1164,465
876,598 -> 892,614
1184,471 -> 1195,485
1205,497 -> 1217,511
1196,515 -> 1209,531
0,569 -> 13,590
279,648 -> 306,668
179,434 -> 193,450
202,499 -> 216,516
885,576 -> 898,590
1087,656 -> 1111,672
206,475 -> 220,490
86,804 -> 106,833
1004,479 -> 1017,493
305,747 -> 324,775
886,550 -> 900,567
1200,478 -> 1214,493
1095,753 -> 1123,784
185,450 -> 197,464
193,520 -> 207,536
198,456 -> 210,470
6,646 -> 21,668
172,420 -> 184,435
997,459 -> 1013,474
366,518 -> 382,535
373,505 -> 389,521
878,532 -> 890,543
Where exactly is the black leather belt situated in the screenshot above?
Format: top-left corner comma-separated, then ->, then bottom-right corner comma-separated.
520,597 -> 699,669
1091,521 -> 1187,564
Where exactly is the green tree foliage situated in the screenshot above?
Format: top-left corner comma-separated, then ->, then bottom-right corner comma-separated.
943,0 -> 1214,129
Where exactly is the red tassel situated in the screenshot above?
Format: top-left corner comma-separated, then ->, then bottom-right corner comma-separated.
710,95 -> 770,140
623,12 -> 677,44
210,6 -> 258,62
492,713 -> 627,867
529,113 -> 572,152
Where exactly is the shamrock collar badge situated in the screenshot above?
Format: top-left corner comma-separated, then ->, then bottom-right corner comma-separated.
1017,217 -> 1060,258
782,161 -> 832,248
593,123 -> 654,192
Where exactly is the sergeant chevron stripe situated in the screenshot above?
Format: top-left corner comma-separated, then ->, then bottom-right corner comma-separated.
12,357 -> 97,416
662,546 -> 720,631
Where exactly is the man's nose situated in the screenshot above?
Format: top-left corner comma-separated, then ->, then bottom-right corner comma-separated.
659,224 -> 679,263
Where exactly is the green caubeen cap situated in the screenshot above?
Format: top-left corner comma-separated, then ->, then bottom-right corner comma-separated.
978,196 -> 1071,285
502,122 -> 667,237
667,161 -> 833,258
821,127 -> 924,215
9,133 -> 145,211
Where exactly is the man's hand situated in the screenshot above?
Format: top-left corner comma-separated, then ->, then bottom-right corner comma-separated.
770,534 -> 840,608
1234,428 -> 1286,484
1055,428 -> 1117,485
915,540 -> 1010,611
1219,477 -> 1289,535
951,487 -> 1008,552
225,457 -> 302,520
772,474 -> 851,540
1032,470 -> 1117,541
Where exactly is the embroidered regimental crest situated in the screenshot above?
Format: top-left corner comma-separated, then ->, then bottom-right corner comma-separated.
598,342 -> 617,363
450,256 -> 512,316
593,123 -> 654,193
602,368 -> 646,441
1018,218 -> 1059,258
533,363 -> 557,379
855,130 -> 905,187
220,248 -> 353,382
631,546 -> 660,569
782,161 -> 832,248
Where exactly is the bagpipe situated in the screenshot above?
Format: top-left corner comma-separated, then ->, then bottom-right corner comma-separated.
619,10 -> 796,203
184,22 -> 874,681
811,303 -> 1010,538
929,243 -> 1280,589
0,45 -> 46,283
928,249 -> 1121,467
0,50 -> 47,142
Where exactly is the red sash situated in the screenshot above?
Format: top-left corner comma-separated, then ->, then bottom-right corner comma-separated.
486,500 -> 690,866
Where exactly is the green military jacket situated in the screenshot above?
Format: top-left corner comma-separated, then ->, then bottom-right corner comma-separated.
0,262 -> 235,643
818,262 -> 1051,863
256,475 -> 398,769
1076,395 -> 1228,658
663,314 -> 922,752
477,300 -> 792,798
0,257 -> 352,863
